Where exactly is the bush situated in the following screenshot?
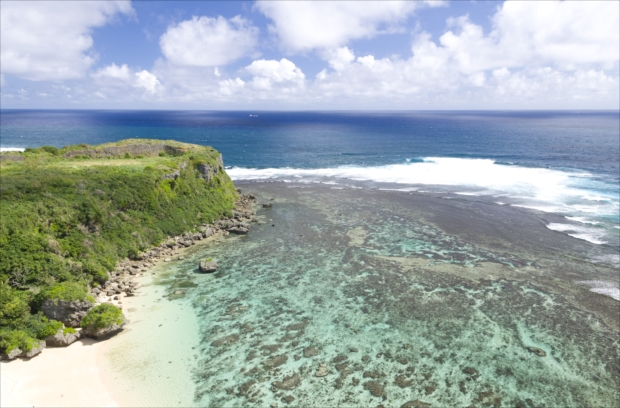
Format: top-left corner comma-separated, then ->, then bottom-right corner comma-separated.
38,281 -> 94,304
81,303 -> 124,329
63,327 -> 76,335
0,329 -> 37,353
24,313 -> 63,338
40,146 -> 60,156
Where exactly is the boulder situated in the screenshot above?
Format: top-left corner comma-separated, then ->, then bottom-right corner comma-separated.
3,347 -> 23,360
45,329 -> 82,347
41,299 -> 93,328
199,260 -> 218,273
263,203 -> 273,208
229,226 -> 249,234
20,341 -> 46,359
82,322 -> 125,339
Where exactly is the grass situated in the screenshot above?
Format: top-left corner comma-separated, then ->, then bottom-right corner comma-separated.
0,139 -> 238,353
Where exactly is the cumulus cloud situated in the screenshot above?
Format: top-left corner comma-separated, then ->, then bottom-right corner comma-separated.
92,63 -> 133,81
160,15 -> 258,67
0,1 -> 134,81
134,70 -> 161,94
255,1 -> 440,52
92,63 -> 161,96
310,0 -> 619,108
245,58 -> 305,92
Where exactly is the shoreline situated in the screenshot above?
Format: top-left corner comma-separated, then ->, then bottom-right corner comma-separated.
1,193 -> 259,408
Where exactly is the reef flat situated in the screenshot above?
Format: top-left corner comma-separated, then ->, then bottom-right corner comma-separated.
148,182 -> 619,407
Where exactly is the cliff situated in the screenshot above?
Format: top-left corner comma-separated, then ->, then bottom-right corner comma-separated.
0,139 -> 238,356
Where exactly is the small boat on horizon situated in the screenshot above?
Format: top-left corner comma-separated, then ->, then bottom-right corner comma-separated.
249,114 -> 258,117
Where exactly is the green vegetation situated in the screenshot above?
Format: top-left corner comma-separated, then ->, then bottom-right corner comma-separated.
0,139 -> 238,354
80,303 -> 124,329
204,257 -> 213,262
37,281 -> 95,304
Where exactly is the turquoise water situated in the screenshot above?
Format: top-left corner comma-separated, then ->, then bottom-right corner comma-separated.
148,184 -> 619,407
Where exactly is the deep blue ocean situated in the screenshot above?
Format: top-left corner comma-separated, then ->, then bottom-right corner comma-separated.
1,110 -> 619,246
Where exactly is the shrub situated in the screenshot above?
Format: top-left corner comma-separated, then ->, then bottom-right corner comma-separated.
38,281 -> 94,304
24,313 -> 63,338
63,327 -> 76,335
40,146 -> 60,156
0,329 -> 37,353
81,303 -> 124,329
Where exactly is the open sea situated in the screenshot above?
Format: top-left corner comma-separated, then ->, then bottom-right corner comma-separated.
2,110 -> 619,406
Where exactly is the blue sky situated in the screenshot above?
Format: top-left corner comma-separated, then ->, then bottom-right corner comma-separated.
1,1 -> 618,109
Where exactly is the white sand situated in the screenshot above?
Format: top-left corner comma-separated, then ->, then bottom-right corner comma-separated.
0,338 -> 118,408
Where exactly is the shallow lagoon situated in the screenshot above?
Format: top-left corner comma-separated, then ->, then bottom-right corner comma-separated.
106,183 -> 619,407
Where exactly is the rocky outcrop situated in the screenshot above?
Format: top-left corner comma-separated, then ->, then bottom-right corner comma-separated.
41,299 -> 93,328
82,322 -> 125,339
45,329 -> 82,347
0,154 -> 24,162
199,259 -> 218,273
3,341 -> 47,360
62,143 -> 187,159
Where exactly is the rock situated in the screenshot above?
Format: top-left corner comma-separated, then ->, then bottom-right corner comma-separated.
20,341 -> 46,358
199,259 -> 218,273
363,381 -> 386,397
263,203 -> 273,208
41,299 -> 93,328
462,367 -> 479,376
181,240 -> 193,247
264,354 -> 288,368
401,400 -> 431,408
178,256 -> 185,260
202,228 -> 214,238
83,322 -> 124,339
211,334 -> 239,347
527,347 -> 547,357
272,373 -> 302,390
315,364 -> 328,377
164,258 -> 172,262
303,346 -> 319,357
45,329 -> 82,347
394,374 -> 414,388
281,395 -> 295,404
229,226 -> 249,234
4,347 -> 23,360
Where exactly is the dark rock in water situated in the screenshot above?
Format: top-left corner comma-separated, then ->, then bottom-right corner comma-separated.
475,390 -> 503,407
424,385 -> 436,395
350,347 -> 359,352
83,322 -> 124,339
181,240 -> 193,247
41,299 -> 93,328
263,203 -> 273,208
401,400 -> 431,408
303,346 -> 318,357
285,322 -> 308,331
462,367 -> 479,377
211,334 -> 239,347
362,355 -> 371,362
281,395 -> 295,404
394,374 -> 414,388
45,329 -> 82,347
333,354 -> 348,363
363,371 -> 383,379
229,226 -> 249,234
264,354 -> 288,368
527,347 -> 547,357
199,259 -> 218,273
363,381 -> 386,397
237,380 -> 256,396
272,373 -> 301,390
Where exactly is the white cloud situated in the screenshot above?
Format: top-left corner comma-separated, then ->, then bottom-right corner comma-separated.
160,15 -> 258,67
219,78 -> 245,96
245,58 -> 305,92
134,70 -> 160,94
255,1 -> 440,52
0,1 -> 134,81
322,47 -> 356,71
93,63 -> 132,81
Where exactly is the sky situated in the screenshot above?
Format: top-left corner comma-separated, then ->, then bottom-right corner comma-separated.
1,0 -> 618,110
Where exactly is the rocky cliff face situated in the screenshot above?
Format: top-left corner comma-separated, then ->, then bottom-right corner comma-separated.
62,143 -> 187,158
41,299 -> 94,328
198,154 -> 224,182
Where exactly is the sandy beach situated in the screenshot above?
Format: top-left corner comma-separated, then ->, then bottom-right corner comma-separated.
0,337 -> 118,408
